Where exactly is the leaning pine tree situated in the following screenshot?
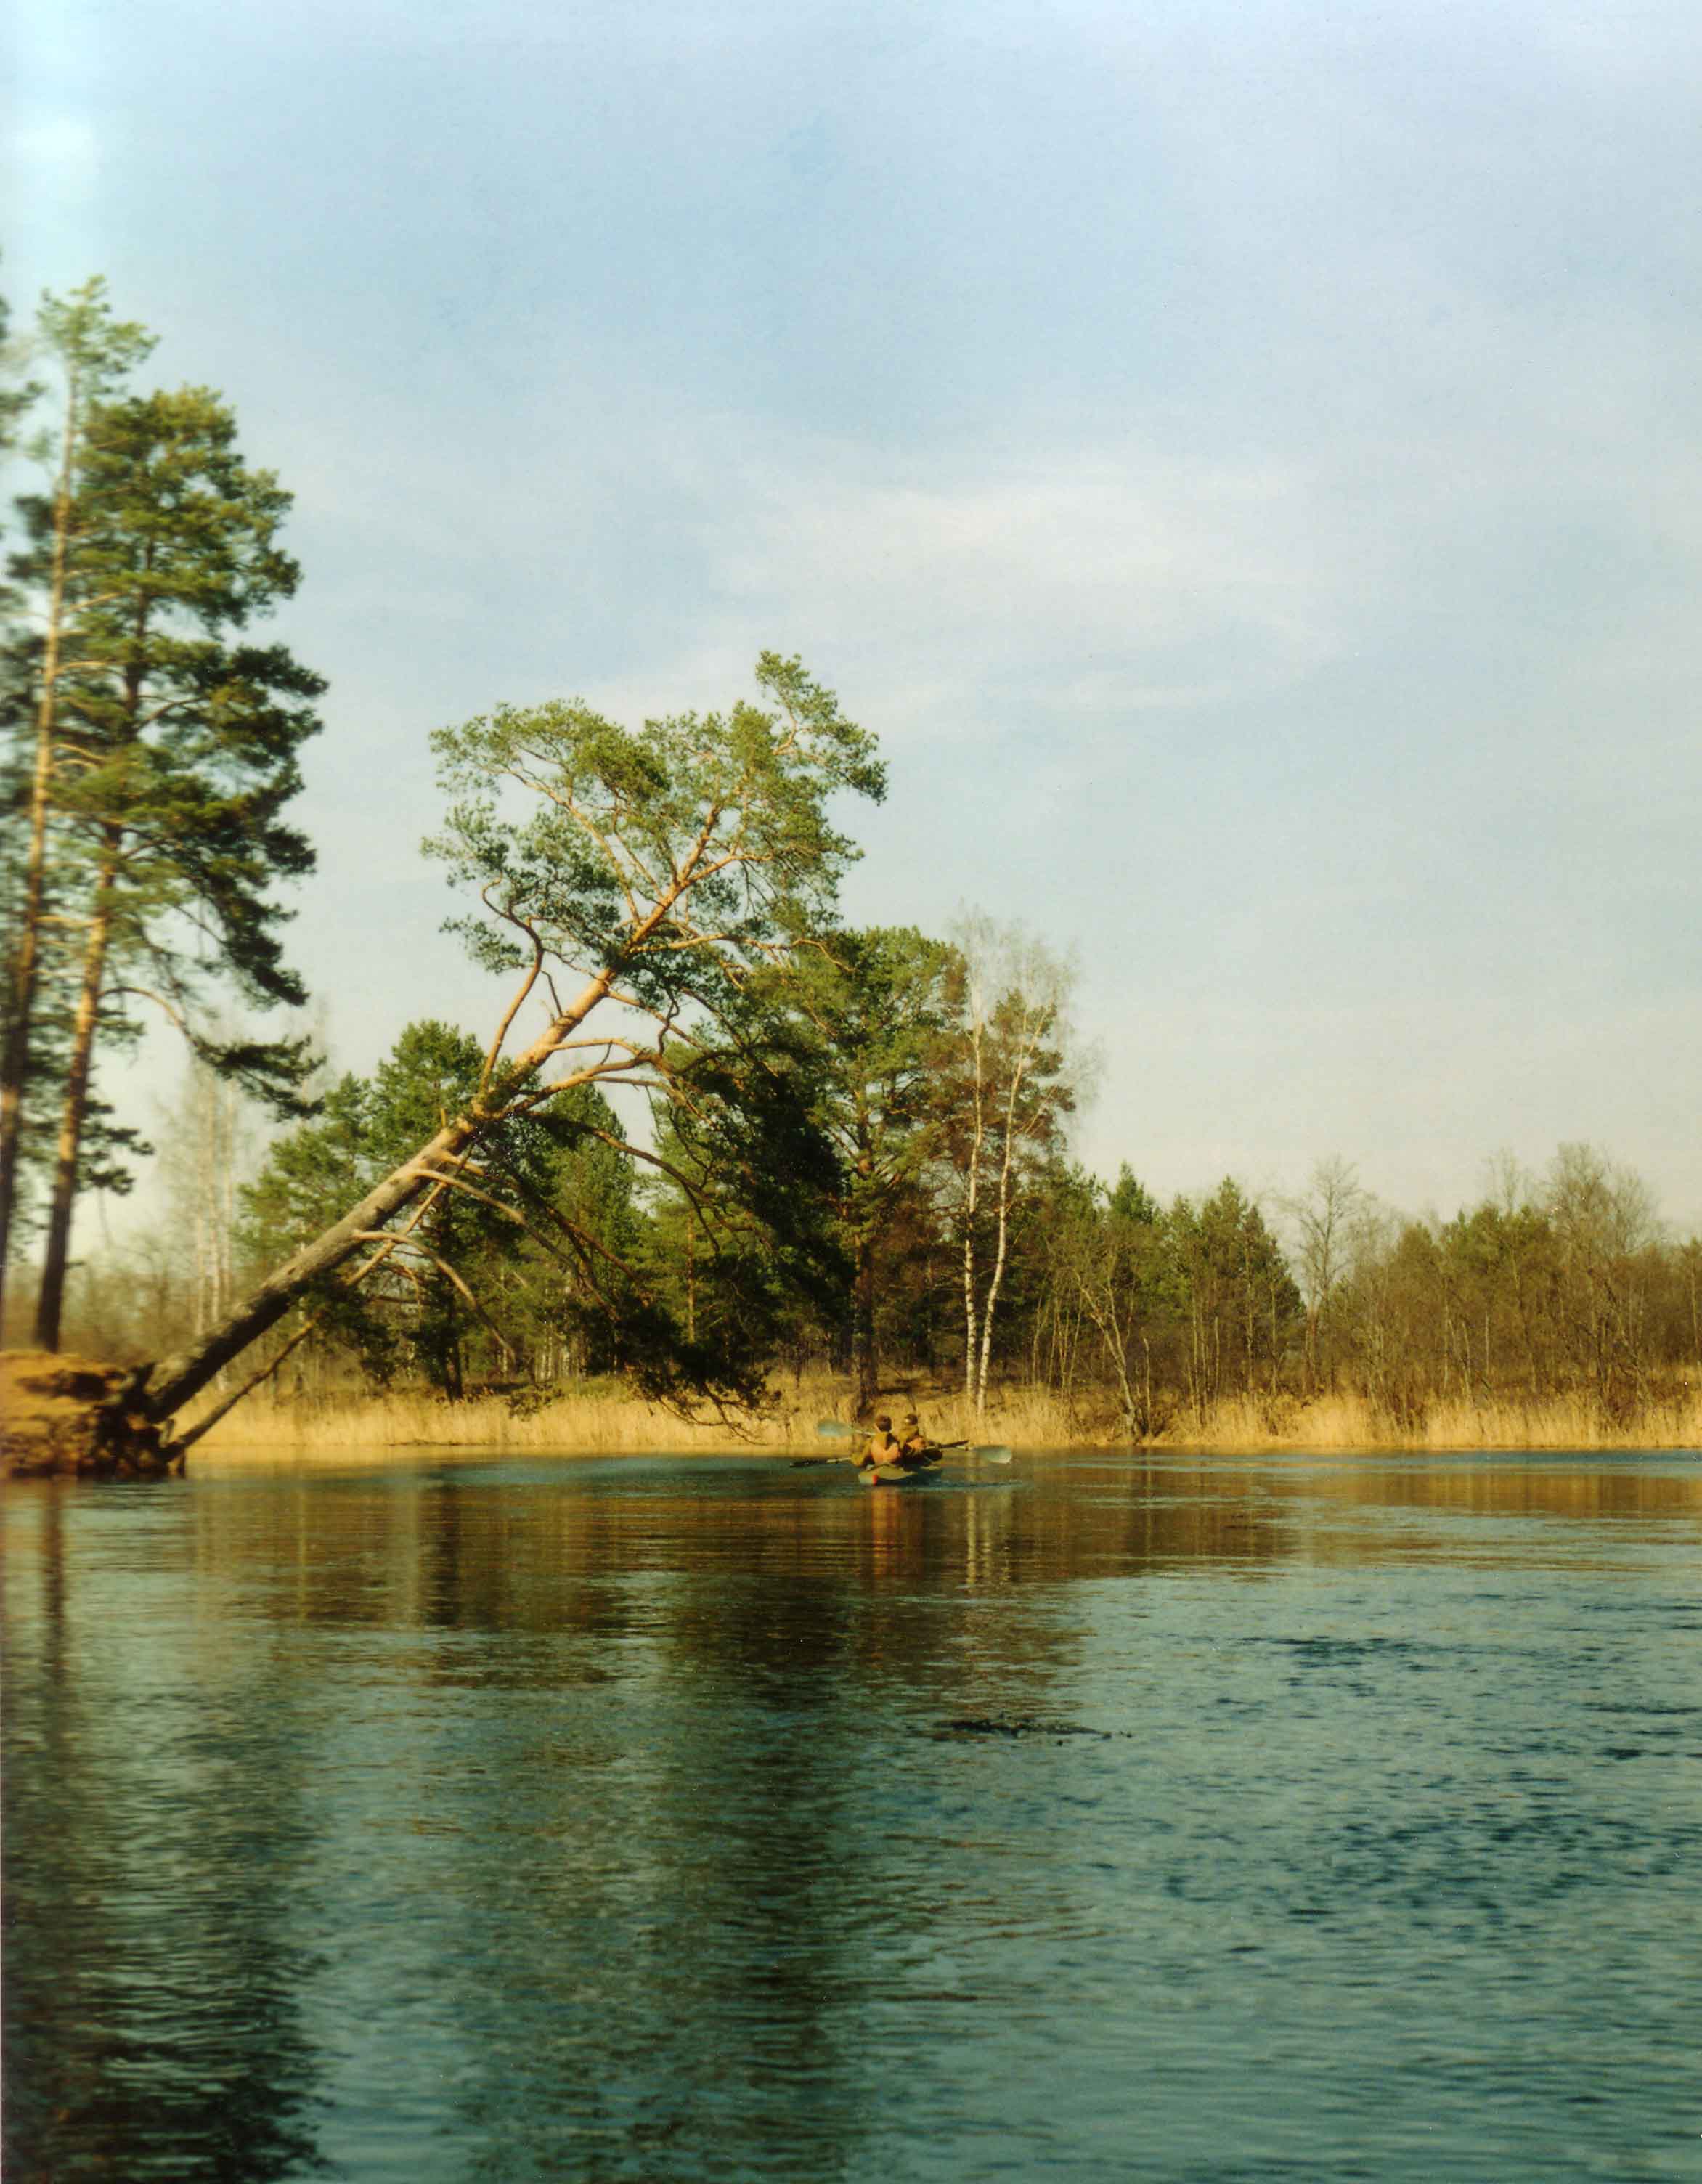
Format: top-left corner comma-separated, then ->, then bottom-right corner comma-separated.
140,654 -> 885,1441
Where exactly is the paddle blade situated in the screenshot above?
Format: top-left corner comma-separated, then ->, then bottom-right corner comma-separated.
815,1419 -> 858,1441
972,1445 -> 1014,1464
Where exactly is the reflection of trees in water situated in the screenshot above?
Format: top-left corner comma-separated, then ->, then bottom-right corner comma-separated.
344,1477 -> 1133,2177
2,1486 -> 328,2183
394,1592 -> 878,2177
1160,1456 -> 1702,1566
160,1470 -> 1139,2175
1292,1459 -> 1702,1523
177,1460 -> 1300,1638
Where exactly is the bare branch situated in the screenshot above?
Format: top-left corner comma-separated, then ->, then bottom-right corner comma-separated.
481,913 -> 545,1088
349,1229 -> 513,1348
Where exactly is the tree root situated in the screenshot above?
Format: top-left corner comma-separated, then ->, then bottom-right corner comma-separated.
1,1353 -> 184,1479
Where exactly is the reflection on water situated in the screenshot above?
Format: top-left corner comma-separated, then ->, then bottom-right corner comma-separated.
4,1451 -> 1701,2182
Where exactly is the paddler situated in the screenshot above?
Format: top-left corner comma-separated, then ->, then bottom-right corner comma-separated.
861,1414 -> 900,1471
897,1413 -> 931,1462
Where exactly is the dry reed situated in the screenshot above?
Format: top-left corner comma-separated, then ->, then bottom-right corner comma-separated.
184,1374 -> 1088,1460
182,1374 -> 1702,1460
1145,1387 -> 1702,1454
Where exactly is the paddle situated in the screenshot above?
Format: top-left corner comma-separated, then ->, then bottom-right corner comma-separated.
897,1440 -> 1012,1465
817,1415 -> 992,1450
795,1424 -> 1012,1469
793,1422 -> 860,1467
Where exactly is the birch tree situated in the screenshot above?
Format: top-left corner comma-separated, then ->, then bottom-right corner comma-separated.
155,1048 -> 253,1341
940,914 -> 1075,1417
1544,1141 -> 1661,1417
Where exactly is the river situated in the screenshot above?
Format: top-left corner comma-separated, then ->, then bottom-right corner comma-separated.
4,1448 -> 1699,2181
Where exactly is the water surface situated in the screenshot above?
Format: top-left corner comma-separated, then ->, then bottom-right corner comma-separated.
5,1448 -> 1700,2181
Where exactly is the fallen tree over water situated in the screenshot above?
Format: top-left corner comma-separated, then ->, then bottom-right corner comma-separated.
4,657 -> 882,1477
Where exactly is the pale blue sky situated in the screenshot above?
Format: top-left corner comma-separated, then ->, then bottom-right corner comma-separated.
9,0 -> 1702,1228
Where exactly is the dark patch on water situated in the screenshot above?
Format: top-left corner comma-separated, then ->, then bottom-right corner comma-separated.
932,1715 -> 1113,1741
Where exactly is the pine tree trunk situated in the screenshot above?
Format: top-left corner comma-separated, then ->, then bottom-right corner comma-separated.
33,835 -> 119,1350
144,1112 -> 484,1419
852,1233 -> 878,1417
0,401 -> 78,1316
0,698 -> 61,1305
33,520 -> 161,1350
143,958 -> 627,1426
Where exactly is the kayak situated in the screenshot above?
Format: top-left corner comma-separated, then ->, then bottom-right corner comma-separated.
857,1449 -> 945,1486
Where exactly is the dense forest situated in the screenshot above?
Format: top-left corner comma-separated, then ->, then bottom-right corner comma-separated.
4,281 -> 1701,1446
17,1038 -> 1702,1438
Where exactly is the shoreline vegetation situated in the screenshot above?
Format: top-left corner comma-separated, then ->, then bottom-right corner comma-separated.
180,1375 -> 1702,1462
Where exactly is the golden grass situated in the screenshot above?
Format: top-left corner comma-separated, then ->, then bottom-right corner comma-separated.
184,1373 -> 1090,1460
189,1383 -> 813,1456
1147,1387 -> 1702,1454
182,1374 -> 1702,1459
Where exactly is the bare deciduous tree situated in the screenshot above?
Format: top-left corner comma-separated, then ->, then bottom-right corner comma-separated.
942,914 -> 1076,1417
1286,1154 -> 1364,1393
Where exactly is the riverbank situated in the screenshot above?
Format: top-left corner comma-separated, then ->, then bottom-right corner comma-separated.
180,1377 -> 1702,1458
0,1350 -> 178,1477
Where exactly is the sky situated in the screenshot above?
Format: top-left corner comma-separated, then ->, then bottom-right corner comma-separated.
9,0 -> 1702,1234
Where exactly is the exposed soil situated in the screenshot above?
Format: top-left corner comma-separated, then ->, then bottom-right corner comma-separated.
1,1351 -> 181,1478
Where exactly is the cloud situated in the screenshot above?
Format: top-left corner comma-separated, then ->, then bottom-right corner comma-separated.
6,114 -> 101,203
713,441 -> 1344,712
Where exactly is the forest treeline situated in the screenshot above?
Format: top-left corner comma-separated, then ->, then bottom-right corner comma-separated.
4,279 -> 1701,1449
22,1024 -> 1702,1441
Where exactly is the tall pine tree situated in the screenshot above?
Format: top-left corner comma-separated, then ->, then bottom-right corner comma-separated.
7,336 -> 324,1347
1,280 -> 155,1316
